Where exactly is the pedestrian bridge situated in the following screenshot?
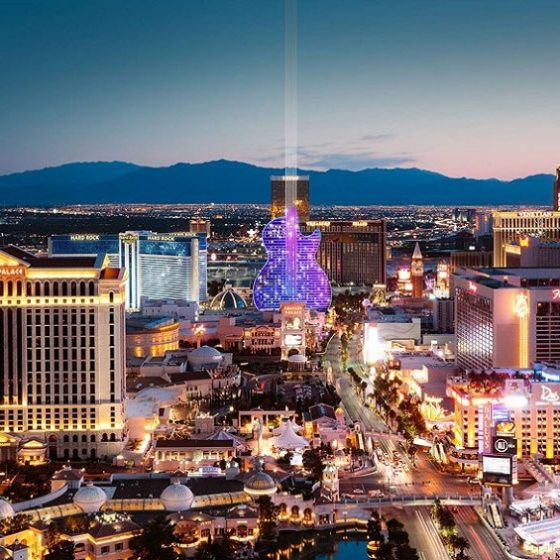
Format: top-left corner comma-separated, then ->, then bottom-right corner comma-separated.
335,494 -> 482,509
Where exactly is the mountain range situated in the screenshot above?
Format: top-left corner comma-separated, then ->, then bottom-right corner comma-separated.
0,160 -> 554,206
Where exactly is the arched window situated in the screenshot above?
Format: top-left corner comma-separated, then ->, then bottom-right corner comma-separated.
7,281 -> 13,297
79,282 -> 86,296
63,435 -> 70,443
72,435 -> 78,443
90,434 -> 96,442
44,282 -> 50,296
88,282 -> 95,296
101,433 -> 108,442
81,434 -> 87,443
16,281 -> 22,296
70,282 -> 77,296
109,433 -> 117,442
35,282 -> 41,296
62,282 -> 68,296
109,291 -> 114,303
53,282 -> 59,296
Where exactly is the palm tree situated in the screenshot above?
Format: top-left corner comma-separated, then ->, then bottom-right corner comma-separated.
129,515 -> 180,560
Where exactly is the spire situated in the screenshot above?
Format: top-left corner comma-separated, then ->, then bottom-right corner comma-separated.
412,242 -> 423,260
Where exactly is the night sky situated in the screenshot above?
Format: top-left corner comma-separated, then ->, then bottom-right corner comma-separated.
1,0 -> 559,178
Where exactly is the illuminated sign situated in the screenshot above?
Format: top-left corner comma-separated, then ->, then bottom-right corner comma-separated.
284,334 -> 303,347
538,385 -> 560,404
492,436 -> 516,455
70,234 -> 100,241
146,235 -> 175,242
495,420 -> 515,435
306,221 -> 331,227
0,266 -> 26,278
553,289 -> 560,301
514,294 -> 529,318
468,281 -> 478,294
351,221 -> 368,227
482,454 -> 513,486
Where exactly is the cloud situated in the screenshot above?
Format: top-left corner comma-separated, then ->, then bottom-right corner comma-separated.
251,133 -> 415,171
299,151 -> 415,171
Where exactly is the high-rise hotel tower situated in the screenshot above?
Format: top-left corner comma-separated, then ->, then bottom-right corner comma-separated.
49,231 -> 207,309
0,246 -> 127,460
271,176 -> 310,222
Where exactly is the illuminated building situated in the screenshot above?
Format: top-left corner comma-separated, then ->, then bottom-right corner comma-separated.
454,267 -> 560,370
434,260 -> 449,298
554,165 -> 560,211
411,242 -> 424,298
302,220 -> 386,286
397,268 -> 412,294
0,245 -> 126,460
49,231 -> 207,309
189,218 -> 211,237
504,235 -> 560,267
271,175 -> 310,221
474,211 -> 493,237
447,367 -> 560,459
492,211 -> 560,266
253,206 -> 331,312
432,298 -> 454,333
125,315 -> 179,357
280,301 -> 306,359
449,250 -> 493,274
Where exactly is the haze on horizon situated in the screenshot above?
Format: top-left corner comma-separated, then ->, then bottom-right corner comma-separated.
1,0 -> 559,180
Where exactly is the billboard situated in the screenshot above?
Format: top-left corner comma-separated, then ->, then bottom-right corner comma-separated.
482,454 -> 513,486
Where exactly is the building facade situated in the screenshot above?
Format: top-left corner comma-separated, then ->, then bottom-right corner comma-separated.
271,175 -> 310,222
49,231 -> 207,309
0,246 -> 127,460
447,370 -> 560,459
302,220 -> 386,286
554,166 -> 560,211
454,267 -> 560,370
492,211 -> 560,266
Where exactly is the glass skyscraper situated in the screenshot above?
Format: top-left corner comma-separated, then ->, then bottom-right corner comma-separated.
49,231 -> 207,309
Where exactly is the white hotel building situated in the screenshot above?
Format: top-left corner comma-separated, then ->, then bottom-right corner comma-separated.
0,246 -> 127,460
454,267 -> 560,371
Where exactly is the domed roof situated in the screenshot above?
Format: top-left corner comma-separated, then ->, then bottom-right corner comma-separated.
287,353 -> 307,363
73,481 -> 107,514
210,285 -> 247,310
188,345 -> 223,369
0,498 -> 14,520
244,460 -> 277,497
160,481 -> 194,512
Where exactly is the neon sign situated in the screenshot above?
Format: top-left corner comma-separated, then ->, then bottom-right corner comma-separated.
553,289 -> 560,301
514,294 -> 529,318
539,385 -> 560,404
468,281 -> 478,294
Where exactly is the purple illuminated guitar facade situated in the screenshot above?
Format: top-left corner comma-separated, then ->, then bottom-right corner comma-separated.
253,206 -> 332,311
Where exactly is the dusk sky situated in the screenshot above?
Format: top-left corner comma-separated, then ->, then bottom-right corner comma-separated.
1,0 -> 559,179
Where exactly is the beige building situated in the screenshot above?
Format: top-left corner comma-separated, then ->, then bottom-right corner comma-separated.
492,210 -> 560,266
454,267 -> 560,370
0,246 -> 127,460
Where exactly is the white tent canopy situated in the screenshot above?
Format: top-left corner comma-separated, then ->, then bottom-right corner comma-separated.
273,420 -> 309,450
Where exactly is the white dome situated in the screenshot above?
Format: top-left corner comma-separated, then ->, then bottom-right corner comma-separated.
287,353 -> 307,363
73,482 -> 107,514
160,481 -> 194,512
188,345 -> 223,366
0,498 -> 14,520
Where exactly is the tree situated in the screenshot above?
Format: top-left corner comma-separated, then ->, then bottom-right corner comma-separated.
130,515 -> 180,560
449,534 -> 470,560
194,536 -> 234,560
44,540 -> 75,560
302,448 -> 324,479
256,495 -> 278,549
376,542 -> 395,560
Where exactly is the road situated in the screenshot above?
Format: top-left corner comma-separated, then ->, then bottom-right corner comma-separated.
400,506 -> 451,560
454,507 -> 508,560
326,333 -> 473,498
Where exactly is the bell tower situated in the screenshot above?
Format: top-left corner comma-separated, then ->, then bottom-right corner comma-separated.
411,242 -> 424,298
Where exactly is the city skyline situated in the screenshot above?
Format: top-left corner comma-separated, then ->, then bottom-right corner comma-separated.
1,0 -> 560,179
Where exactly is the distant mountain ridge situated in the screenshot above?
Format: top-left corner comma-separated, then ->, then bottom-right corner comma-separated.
0,160 -> 554,206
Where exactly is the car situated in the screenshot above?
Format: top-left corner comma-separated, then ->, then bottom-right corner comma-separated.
353,488 -> 365,494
